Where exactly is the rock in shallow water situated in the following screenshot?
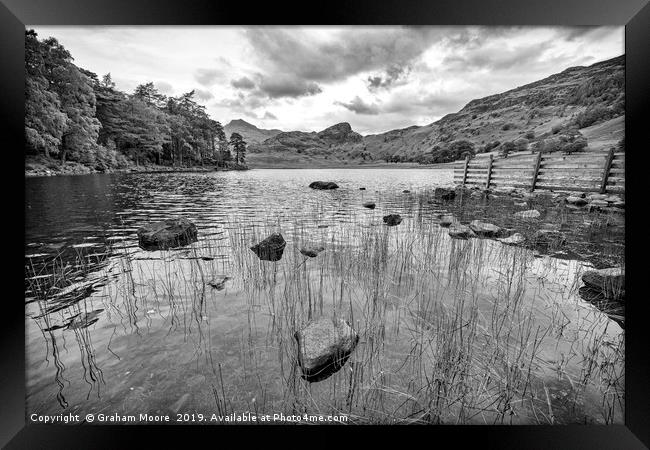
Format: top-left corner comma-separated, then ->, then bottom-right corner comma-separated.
295,317 -> 359,382
300,246 -> 325,258
498,232 -> 526,246
383,214 -> 403,226
582,267 -> 624,301
250,233 -> 286,261
469,220 -> 501,238
309,181 -> 339,190
448,224 -> 476,239
362,201 -> 376,209
438,215 -> 456,227
137,218 -> 198,251
514,209 -> 541,219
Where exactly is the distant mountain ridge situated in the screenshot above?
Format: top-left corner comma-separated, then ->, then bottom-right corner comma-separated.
245,55 -> 624,166
223,119 -> 282,144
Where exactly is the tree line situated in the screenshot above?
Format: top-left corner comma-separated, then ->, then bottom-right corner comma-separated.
25,30 -> 246,170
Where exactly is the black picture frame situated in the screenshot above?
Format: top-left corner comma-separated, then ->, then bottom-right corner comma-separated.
3,0 -> 648,447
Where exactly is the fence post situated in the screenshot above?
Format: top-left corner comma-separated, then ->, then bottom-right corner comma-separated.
600,148 -> 615,194
485,154 -> 493,189
530,151 -> 542,192
462,155 -> 470,186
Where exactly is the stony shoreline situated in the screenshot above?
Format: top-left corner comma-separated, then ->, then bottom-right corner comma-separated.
24,162 -> 248,178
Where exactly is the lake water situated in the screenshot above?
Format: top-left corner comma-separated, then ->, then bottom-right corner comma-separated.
25,169 -> 624,424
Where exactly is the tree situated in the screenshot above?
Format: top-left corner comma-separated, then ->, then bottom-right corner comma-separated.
101,73 -> 115,89
229,132 -> 247,165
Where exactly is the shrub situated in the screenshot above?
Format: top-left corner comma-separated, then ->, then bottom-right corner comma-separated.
525,130 -> 535,139
572,105 -> 612,128
501,122 -> 515,131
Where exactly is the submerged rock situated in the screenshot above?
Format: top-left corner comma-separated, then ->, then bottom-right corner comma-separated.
362,201 -> 376,209
309,181 -> 339,190
566,196 -> 588,206
250,233 -> 286,261
295,317 -> 359,382
300,246 -> 325,258
530,230 -> 566,249
469,220 -> 501,238
383,214 -> 403,226
438,215 -> 456,227
514,209 -> 541,219
448,224 -> 476,240
434,187 -> 456,201
582,267 -> 625,301
498,233 -> 526,246
208,276 -> 231,291
137,218 -> 198,251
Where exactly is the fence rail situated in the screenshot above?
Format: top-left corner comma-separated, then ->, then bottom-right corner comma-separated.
453,150 -> 625,194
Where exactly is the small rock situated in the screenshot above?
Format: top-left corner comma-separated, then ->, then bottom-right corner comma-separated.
434,187 -> 456,201
469,220 -> 501,238
137,218 -> 198,251
295,317 -> 359,382
359,187 -> 366,190
250,233 -> 286,261
612,201 -> 625,209
514,202 -> 528,207
497,233 -> 526,245
309,181 -> 339,190
587,193 -> 608,201
403,190 -> 411,193
448,224 -> 476,240
589,199 -> 610,207
604,195 -> 621,203
383,214 -> 403,226
439,215 -> 456,227
362,201 -> 376,209
317,225 -> 329,228
566,196 -> 588,206
208,277 -> 230,290
514,209 -> 541,219
300,246 -> 325,258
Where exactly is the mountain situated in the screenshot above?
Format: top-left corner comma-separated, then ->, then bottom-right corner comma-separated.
223,119 -> 282,144
246,55 -> 624,167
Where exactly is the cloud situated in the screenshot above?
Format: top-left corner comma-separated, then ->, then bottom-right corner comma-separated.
155,80 -> 173,94
244,27 -> 445,83
367,64 -> 411,91
257,75 -> 322,99
194,89 -> 214,101
263,111 -> 278,120
231,76 -> 256,90
335,96 -> 380,115
194,68 -> 222,86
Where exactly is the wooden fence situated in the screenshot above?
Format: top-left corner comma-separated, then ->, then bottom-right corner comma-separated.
453,149 -> 625,194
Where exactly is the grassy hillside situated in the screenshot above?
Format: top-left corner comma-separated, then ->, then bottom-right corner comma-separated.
246,55 -> 624,168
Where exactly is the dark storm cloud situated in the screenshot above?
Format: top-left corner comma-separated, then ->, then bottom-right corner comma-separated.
231,76 -> 256,90
194,68 -> 222,86
335,96 -> 380,115
243,27 -> 444,85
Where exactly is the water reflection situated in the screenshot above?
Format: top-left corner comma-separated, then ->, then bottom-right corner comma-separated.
25,169 -> 624,424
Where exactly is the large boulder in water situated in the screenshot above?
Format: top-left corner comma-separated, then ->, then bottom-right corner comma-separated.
295,317 -> 359,382
383,214 -> 403,226
137,218 -> 198,251
250,233 -> 286,261
469,220 -> 501,238
309,181 -> 339,190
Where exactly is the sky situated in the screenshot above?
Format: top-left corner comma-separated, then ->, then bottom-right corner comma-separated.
30,26 -> 624,135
